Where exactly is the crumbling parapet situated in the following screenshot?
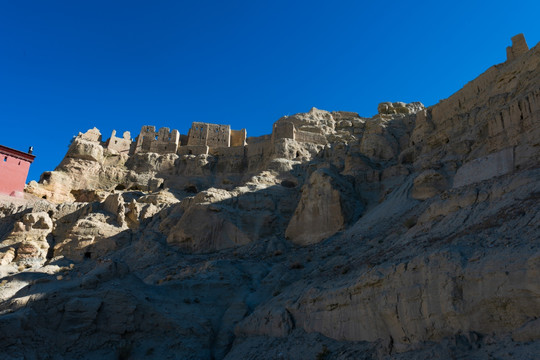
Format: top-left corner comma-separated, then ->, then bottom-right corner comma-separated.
106,130 -> 132,154
272,122 -> 295,142
150,127 -> 180,154
96,116 -> 327,159
180,134 -> 189,146
134,125 -> 157,153
129,122 -> 244,156
230,129 -> 247,147
134,126 -> 179,155
245,134 -> 272,160
506,34 -> 529,62
187,122 -> 231,147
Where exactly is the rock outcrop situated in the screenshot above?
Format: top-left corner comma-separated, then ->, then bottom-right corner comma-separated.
285,168 -> 361,245
0,211 -> 53,266
1,35 -> 539,359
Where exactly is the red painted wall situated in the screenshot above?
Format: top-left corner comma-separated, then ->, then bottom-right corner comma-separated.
0,146 -> 35,197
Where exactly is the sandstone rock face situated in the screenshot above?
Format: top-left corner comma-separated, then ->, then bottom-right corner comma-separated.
359,102 -> 422,162
359,117 -> 400,161
52,211 -> 128,262
164,182 -> 298,253
411,170 -> 448,200
285,168 -> 360,245
0,35 -> 539,360
166,202 -> 252,252
410,38 -> 540,180
0,211 -> 53,266
274,107 -> 336,137
27,171 -> 75,203
453,147 -> 514,188
378,101 -> 424,115
66,137 -> 104,162
292,248 -> 540,345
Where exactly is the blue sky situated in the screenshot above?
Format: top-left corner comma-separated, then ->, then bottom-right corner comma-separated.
1,1 -> 539,182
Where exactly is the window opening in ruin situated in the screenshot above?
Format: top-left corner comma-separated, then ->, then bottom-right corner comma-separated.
155,136 -> 158,140
3,156 -> 6,162
18,161 -> 21,165
84,251 -> 92,259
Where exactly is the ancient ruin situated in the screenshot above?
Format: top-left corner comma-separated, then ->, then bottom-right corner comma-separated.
95,122 -> 248,157
105,130 -> 132,154
1,34 -> 539,360
133,126 -> 180,154
506,33 -> 529,62
77,117 -> 334,162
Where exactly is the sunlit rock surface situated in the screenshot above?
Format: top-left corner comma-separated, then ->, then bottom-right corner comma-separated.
1,35 -> 539,359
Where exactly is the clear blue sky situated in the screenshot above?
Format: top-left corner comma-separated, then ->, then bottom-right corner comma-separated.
1,1 -> 539,182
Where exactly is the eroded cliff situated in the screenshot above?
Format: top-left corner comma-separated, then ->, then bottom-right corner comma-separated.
0,35 -> 539,360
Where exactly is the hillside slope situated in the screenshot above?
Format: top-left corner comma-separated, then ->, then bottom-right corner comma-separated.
0,35 -> 538,360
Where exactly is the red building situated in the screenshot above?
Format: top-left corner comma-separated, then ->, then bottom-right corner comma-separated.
0,145 -> 35,197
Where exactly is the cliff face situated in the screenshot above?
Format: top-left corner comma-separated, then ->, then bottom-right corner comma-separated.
0,35 -> 539,359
